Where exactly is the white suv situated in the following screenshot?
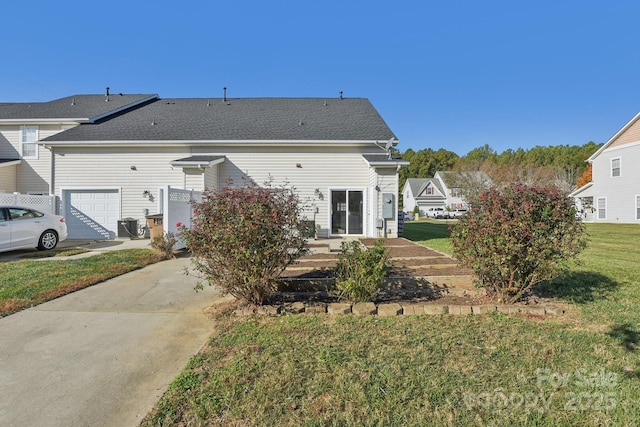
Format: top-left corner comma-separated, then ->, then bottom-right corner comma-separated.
451,208 -> 467,218
426,207 -> 447,219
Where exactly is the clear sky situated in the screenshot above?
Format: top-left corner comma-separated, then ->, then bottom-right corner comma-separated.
2,0 -> 639,155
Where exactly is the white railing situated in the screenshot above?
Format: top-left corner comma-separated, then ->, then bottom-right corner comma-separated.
0,193 -> 57,214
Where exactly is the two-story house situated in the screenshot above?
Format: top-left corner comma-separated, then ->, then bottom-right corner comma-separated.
571,112 -> 640,223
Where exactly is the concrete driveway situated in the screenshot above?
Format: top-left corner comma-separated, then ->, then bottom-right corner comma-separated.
0,252 -> 223,427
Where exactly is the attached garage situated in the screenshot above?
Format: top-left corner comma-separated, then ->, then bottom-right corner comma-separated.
61,188 -> 121,239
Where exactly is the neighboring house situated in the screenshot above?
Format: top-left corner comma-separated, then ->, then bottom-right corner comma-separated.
402,178 -> 445,215
571,112 -> 640,223
402,171 -> 472,215
1,92 -> 408,239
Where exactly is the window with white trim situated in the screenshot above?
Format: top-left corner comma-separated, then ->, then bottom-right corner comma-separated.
597,197 -> 607,220
21,125 -> 38,159
611,157 -> 621,177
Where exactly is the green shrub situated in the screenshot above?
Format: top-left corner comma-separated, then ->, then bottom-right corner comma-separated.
180,178 -> 308,305
334,240 -> 391,302
450,183 -> 587,303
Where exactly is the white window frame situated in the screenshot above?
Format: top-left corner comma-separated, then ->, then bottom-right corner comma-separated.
597,197 -> 607,220
20,125 -> 39,159
610,157 -> 621,178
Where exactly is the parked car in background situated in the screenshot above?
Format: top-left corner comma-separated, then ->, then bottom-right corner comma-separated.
451,208 -> 468,218
426,207 -> 447,219
0,206 -> 68,252
402,211 -> 414,221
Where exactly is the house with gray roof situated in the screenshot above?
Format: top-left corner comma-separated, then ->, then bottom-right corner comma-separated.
1,91 -> 408,239
402,170 -> 489,217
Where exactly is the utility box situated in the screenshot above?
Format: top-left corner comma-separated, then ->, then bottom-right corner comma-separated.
146,214 -> 164,240
382,193 -> 395,219
118,218 -> 138,239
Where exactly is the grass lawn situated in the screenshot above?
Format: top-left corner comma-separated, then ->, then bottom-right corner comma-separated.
142,222 -> 640,426
0,249 -> 165,317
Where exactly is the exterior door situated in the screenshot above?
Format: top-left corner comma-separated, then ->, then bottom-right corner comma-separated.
331,190 -> 363,235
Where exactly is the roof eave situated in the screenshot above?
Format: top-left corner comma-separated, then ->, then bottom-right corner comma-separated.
0,159 -> 21,168
588,111 -> 640,161
0,118 -> 90,124
39,139 -> 387,147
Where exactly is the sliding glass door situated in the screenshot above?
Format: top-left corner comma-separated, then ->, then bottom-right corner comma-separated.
331,190 -> 363,235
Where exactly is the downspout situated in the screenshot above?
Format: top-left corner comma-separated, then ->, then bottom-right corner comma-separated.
45,145 -> 55,196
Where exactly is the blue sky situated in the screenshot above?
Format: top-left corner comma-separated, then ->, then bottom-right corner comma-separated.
2,0 -> 639,155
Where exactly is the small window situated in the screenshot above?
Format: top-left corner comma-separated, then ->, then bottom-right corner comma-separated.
611,158 -> 621,177
425,184 -> 434,195
21,125 -> 39,159
597,197 -> 607,220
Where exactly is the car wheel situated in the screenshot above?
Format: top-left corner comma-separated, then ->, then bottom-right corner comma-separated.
38,230 -> 59,251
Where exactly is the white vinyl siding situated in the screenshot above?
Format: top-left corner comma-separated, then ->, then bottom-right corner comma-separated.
588,142 -> 640,223
611,157 -> 621,177
597,197 -> 607,220
21,126 -> 38,159
0,124 -> 76,195
48,144 -> 399,238
0,166 -> 16,192
53,147 -> 190,228
200,146 -> 376,238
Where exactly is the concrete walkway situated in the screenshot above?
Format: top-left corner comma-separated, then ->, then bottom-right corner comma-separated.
0,249 -> 223,427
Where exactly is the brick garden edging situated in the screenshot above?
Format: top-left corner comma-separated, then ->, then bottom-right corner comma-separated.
233,301 -> 565,317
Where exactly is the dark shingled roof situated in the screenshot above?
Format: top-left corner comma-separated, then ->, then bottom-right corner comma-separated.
0,94 -> 157,122
43,97 -> 397,142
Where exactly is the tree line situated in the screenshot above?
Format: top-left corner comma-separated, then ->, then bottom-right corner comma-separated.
398,142 -> 601,194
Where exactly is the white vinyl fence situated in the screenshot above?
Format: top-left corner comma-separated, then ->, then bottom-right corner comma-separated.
0,193 -> 57,214
158,186 -> 202,249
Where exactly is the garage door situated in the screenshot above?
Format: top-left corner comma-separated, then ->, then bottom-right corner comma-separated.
63,189 -> 120,239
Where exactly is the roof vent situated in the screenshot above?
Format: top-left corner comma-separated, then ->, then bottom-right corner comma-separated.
71,98 -> 76,106
207,99 -> 211,106
339,91 -> 343,100
223,87 -> 227,102
105,87 -> 110,97
151,118 -> 157,126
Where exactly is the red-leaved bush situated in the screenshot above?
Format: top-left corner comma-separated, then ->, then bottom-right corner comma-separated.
450,183 -> 587,303
180,178 -> 308,305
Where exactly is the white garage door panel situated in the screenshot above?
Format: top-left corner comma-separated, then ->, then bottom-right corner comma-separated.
65,190 -> 120,239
